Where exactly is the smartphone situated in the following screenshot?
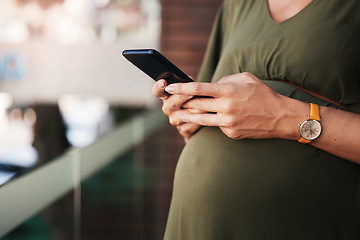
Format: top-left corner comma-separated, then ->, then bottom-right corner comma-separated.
122,49 -> 194,85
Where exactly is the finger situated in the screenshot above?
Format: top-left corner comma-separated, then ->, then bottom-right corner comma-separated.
182,97 -> 221,113
180,113 -> 221,127
168,106 -> 205,126
152,79 -> 169,98
162,95 -> 194,116
165,82 -> 223,97
177,123 -> 202,142
168,109 -> 187,126
186,108 -> 207,114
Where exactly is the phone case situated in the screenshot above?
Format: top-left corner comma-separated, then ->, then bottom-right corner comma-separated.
122,49 -> 193,84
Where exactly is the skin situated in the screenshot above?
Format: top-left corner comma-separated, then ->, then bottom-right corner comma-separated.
153,73 -> 360,164
152,0 -> 360,164
267,0 -> 313,22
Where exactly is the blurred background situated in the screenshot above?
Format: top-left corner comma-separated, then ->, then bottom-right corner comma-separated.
0,0 -> 222,239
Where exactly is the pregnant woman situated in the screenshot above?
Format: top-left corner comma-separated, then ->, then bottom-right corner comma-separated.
153,0 -> 360,239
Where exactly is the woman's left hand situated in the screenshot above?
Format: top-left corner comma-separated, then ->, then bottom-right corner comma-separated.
165,72 -> 307,140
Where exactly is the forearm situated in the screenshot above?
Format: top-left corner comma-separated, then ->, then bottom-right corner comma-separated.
310,106 -> 360,164
165,73 -> 360,164
281,96 -> 360,163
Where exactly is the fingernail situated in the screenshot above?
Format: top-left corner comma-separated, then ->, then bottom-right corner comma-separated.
158,80 -> 165,88
180,114 -> 187,122
165,85 -> 174,93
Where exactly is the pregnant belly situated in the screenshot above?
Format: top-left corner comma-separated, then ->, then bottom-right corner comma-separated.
168,127 -> 359,238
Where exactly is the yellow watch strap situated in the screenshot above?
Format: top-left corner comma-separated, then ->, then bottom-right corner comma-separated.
298,103 -> 321,144
309,103 -> 320,121
298,138 -> 311,144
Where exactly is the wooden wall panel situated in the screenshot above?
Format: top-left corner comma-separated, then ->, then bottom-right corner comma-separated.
160,0 -> 224,78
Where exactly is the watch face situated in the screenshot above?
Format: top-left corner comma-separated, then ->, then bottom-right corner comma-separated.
300,120 -> 322,141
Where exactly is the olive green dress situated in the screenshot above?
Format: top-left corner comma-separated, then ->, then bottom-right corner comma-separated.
164,0 -> 360,239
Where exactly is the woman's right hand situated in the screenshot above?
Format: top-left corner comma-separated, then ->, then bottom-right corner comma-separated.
152,79 -> 202,143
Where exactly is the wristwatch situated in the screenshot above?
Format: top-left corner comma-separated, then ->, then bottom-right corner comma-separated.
298,103 -> 322,144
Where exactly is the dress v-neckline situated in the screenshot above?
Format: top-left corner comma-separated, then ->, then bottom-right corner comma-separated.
264,0 -> 316,25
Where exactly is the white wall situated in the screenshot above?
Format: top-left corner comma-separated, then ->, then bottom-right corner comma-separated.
0,41 -> 159,107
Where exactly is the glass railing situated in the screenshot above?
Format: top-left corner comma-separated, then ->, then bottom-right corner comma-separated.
0,108 -> 167,238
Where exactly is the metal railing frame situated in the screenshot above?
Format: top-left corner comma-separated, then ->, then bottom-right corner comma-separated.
0,109 -> 166,237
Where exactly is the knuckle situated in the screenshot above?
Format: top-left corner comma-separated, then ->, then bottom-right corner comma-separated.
227,131 -> 236,139
242,72 -> 258,83
218,76 -> 230,83
223,115 -> 236,127
162,101 -> 180,116
242,72 -> 254,78
242,72 -> 251,77
222,101 -> 233,113
161,104 -> 170,116
225,129 -> 240,139
199,118 -> 207,126
169,117 -> 177,126
192,83 -> 203,95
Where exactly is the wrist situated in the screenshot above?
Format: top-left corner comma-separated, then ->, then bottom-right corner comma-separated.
275,96 -> 309,140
